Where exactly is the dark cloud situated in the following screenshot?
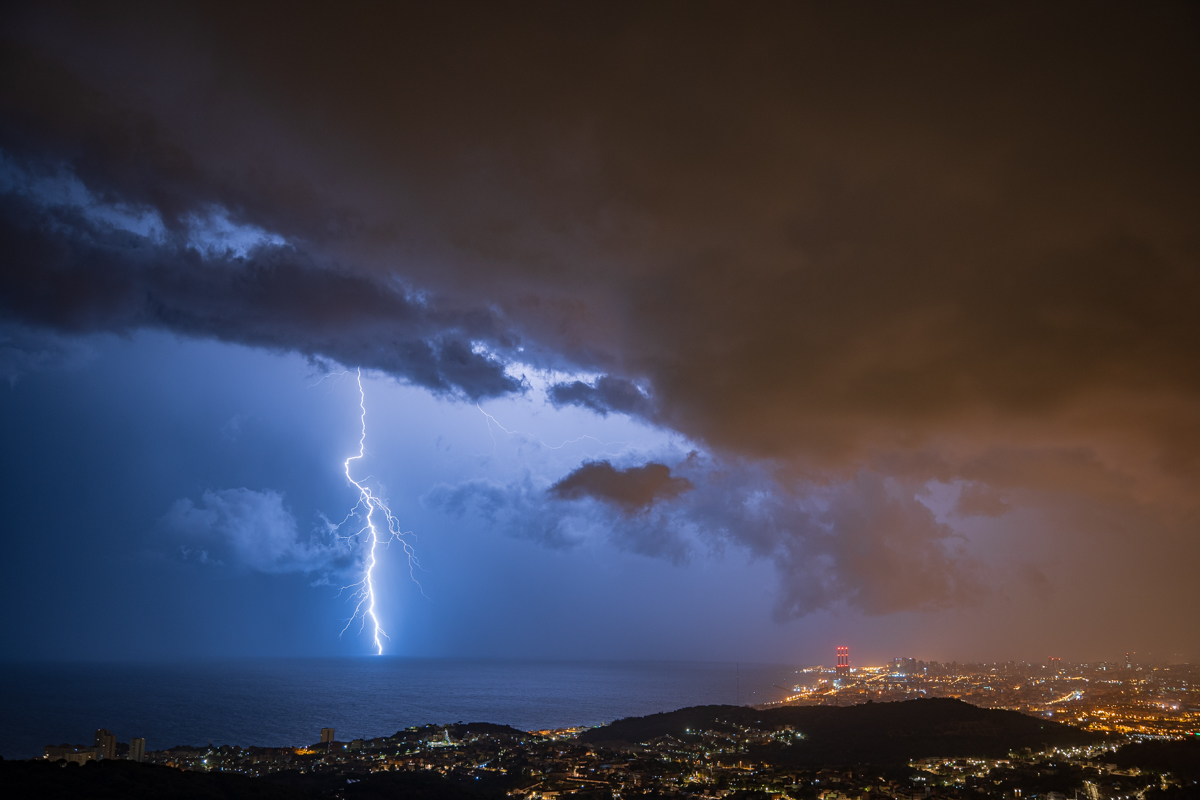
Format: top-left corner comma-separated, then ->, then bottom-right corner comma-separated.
426,464 -> 695,563
668,464 -> 977,618
3,4 -> 1196,439
548,376 -> 655,419
549,460 -> 693,513
1,2 -> 1192,467
0,189 -> 521,400
768,473 -> 977,618
456,456 -> 973,617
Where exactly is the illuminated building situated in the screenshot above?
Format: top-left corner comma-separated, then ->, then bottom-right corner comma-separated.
95,728 -> 116,760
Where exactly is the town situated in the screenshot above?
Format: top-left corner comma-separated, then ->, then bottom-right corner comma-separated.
27,653 -> 1198,800
775,651 -> 1200,739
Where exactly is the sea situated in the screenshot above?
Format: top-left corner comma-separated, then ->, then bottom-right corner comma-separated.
0,658 -> 804,759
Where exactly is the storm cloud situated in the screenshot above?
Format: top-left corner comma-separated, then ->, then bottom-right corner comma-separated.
439,454 -> 972,617
549,461 -> 693,513
0,176 -> 521,399
548,376 -> 656,420
1,2 -> 1198,641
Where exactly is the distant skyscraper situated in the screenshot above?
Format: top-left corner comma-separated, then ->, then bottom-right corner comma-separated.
836,646 -> 850,677
94,729 -> 116,760
320,727 -> 335,744
129,737 -> 145,763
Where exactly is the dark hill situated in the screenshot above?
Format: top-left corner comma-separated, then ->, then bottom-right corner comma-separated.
445,722 -> 530,739
578,698 -> 1102,766
1,758 -> 516,800
0,758 -> 313,799
1110,739 -> 1200,782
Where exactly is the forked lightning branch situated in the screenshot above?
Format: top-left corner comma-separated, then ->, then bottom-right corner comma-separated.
336,368 -> 421,654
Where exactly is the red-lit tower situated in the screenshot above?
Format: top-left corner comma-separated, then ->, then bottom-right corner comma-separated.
836,646 -> 850,678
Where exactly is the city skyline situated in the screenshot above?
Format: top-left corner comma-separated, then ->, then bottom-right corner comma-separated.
25,648 -> 1200,755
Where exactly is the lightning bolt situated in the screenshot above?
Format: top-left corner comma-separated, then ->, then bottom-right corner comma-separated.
335,368 -> 422,655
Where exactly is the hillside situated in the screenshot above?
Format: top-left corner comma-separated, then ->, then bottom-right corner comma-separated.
578,698 -> 1102,766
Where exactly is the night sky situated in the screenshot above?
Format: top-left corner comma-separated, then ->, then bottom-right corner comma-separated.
1,3 -> 1197,664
